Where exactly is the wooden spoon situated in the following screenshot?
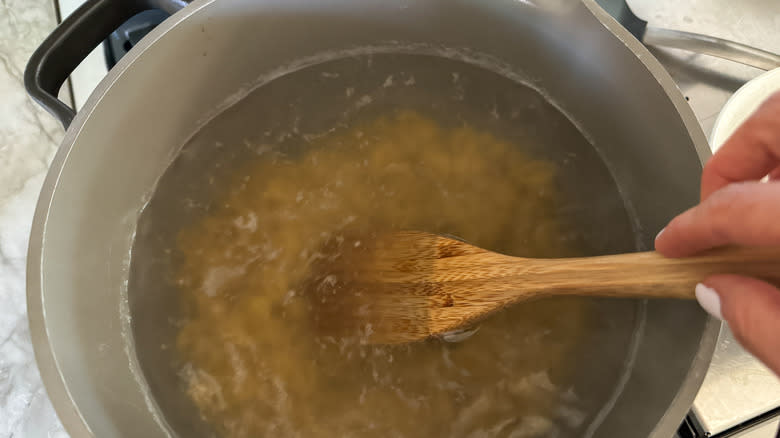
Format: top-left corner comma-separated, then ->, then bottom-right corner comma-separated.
309,231 -> 780,345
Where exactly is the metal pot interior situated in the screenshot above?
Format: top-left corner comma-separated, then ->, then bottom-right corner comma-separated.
29,1 -> 716,437
131,51 -> 642,438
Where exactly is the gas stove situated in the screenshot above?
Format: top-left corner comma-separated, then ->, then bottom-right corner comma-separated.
54,0 -> 780,437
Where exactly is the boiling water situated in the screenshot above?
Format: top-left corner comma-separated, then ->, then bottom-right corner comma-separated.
129,54 -> 640,438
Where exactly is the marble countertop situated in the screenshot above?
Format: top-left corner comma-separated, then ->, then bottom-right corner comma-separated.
0,0 -> 66,436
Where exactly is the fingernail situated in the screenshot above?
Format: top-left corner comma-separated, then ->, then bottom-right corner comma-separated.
655,227 -> 665,242
695,283 -> 723,320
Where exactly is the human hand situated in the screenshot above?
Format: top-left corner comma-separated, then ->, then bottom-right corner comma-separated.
655,91 -> 780,376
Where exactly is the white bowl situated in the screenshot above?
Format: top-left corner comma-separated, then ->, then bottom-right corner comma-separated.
710,68 -> 780,152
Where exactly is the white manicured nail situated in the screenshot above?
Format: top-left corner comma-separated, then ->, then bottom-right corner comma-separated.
655,228 -> 665,242
695,283 -> 723,320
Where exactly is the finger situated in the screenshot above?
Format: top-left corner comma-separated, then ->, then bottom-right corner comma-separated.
655,182 -> 780,257
701,91 -> 780,200
696,275 -> 780,376
769,164 -> 780,181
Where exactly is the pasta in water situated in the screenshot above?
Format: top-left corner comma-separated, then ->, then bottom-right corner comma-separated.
174,110 -> 596,437
130,50 -> 639,438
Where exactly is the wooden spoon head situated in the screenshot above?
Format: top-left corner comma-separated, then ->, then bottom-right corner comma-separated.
305,231 -> 506,344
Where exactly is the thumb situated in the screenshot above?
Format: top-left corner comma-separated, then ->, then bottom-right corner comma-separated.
696,275 -> 780,376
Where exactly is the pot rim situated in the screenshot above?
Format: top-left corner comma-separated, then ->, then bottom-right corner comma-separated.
574,4 -> 719,436
26,1 -> 719,436
26,1 -> 211,435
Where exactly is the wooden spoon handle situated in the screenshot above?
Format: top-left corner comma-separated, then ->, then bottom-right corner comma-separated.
524,246 -> 780,300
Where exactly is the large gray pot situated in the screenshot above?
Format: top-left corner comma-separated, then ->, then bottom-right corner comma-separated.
25,0 -> 718,436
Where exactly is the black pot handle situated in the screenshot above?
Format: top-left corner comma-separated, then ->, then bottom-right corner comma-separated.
24,0 -> 190,128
